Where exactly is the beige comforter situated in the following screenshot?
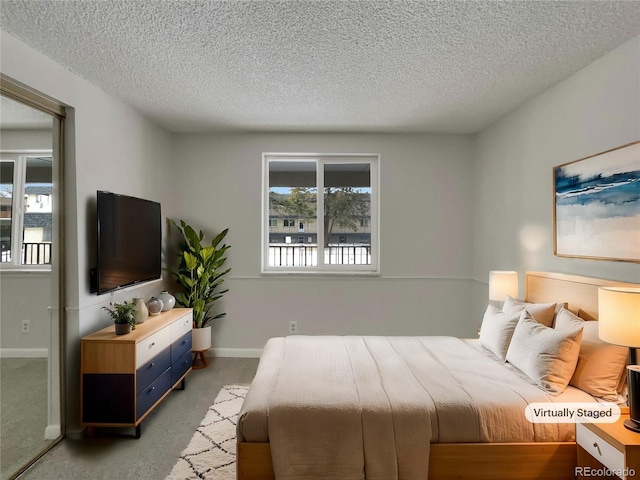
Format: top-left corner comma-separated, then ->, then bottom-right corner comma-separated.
238,336 -> 595,480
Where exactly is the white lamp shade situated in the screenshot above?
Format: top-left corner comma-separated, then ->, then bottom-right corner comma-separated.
489,271 -> 518,301
598,287 -> 640,348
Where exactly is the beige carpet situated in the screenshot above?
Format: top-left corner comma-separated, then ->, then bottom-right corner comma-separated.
165,385 -> 248,480
1,357 -> 51,480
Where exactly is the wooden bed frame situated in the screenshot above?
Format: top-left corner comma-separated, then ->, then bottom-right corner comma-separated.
236,271 -> 638,480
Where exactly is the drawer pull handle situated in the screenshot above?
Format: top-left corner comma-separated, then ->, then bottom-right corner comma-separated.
593,442 -> 601,456
150,342 -> 155,348
150,363 -> 155,367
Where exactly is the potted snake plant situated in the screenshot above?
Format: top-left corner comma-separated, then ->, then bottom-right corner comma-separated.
167,219 -> 231,354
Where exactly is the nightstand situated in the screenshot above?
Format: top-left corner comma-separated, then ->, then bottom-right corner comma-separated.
576,410 -> 640,480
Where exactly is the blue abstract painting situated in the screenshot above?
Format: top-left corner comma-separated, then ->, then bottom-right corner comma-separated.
554,141 -> 640,262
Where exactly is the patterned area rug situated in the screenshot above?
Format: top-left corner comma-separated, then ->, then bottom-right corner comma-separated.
165,385 -> 248,480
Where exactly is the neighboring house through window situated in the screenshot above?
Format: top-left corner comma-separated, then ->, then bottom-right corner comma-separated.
263,153 -> 379,273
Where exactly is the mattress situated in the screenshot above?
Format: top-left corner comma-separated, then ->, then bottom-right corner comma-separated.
238,335 -> 596,480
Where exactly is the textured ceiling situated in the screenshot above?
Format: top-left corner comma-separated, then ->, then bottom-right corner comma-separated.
1,1 -> 640,134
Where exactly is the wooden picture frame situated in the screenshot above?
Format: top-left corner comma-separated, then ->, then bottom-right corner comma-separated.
554,141 -> 640,263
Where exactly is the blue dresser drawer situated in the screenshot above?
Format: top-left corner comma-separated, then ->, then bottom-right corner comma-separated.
171,349 -> 192,386
136,347 -> 171,395
136,368 -> 171,420
171,331 -> 192,362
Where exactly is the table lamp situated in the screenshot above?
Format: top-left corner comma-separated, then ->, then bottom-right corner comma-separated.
489,270 -> 519,303
598,286 -> 640,433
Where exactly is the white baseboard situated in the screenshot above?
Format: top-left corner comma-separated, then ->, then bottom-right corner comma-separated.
210,348 -> 262,358
44,424 -> 61,440
0,348 -> 48,358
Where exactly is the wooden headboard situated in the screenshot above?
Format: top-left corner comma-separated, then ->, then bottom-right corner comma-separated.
525,271 -> 639,321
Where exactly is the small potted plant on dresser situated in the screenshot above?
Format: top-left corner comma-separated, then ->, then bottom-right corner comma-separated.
168,220 -> 231,368
102,300 -> 136,335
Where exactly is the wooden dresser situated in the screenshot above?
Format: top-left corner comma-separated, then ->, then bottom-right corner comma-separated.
81,308 -> 193,438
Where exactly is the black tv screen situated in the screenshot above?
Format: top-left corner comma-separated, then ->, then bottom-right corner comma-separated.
95,191 -> 161,294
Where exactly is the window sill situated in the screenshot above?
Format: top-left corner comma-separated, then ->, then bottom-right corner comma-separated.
0,266 -> 52,274
260,270 -> 380,277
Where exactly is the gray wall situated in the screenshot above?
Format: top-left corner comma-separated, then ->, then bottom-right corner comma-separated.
167,133 -> 476,351
0,272 -> 51,352
471,34 -> 640,317
0,129 -> 52,150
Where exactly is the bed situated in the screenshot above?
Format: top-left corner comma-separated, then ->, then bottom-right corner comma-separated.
236,272 -> 637,480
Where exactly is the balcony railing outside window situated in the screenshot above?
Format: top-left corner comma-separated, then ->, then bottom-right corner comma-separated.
268,244 -> 371,267
1,242 -> 51,265
23,242 -> 52,265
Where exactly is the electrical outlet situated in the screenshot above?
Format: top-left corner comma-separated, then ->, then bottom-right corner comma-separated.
289,320 -> 298,334
21,320 -> 30,333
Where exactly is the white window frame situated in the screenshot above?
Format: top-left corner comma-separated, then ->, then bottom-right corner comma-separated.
0,150 -> 53,271
262,153 -> 380,274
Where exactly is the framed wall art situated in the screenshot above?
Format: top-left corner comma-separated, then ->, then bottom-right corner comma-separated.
554,140 -> 640,263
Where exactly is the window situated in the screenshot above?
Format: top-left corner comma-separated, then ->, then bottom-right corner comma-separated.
0,153 -> 53,267
269,219 -> 277,227
263,153 -> 379,273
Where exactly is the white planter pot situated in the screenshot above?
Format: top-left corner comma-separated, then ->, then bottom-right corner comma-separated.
192,326 -> 212,352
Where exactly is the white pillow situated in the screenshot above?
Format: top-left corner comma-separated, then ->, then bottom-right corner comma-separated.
479,304 -> 521,361
506,311 -> 583,395
502,296 -> 558,327
555,308 -> 628,401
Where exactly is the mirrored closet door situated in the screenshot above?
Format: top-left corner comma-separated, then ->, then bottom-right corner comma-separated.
0,87 -> 65,480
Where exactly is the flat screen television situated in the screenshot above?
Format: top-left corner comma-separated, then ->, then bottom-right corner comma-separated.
92,191 -> 161,294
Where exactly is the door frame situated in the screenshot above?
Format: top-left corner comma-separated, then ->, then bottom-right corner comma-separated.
1,74 -> 67,478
